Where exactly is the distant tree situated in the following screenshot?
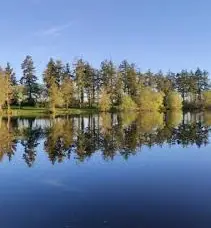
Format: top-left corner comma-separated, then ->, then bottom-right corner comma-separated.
55,60 -> 64,86
136,87 -> 164,112
202,91 -> 211,109
84,63 -> 97,107
61,77 -> 74,109
175,70 -> 191,104
43,59 -> 63,113
100,60 -> 117,105
20,56 -> 38,105
119,60 -> 138,98
4,67 -> 14,113
5,62 -> 17,86
0,71 -> 7,112
194,68 -> 209,101
120,95 -> 137,111
99,89 -> 111,112
115,72 -> 124,105
166,92 -> 183,110
62,63 -> 72,81
144,69 -> 156,88
14,85 -> 25,109
74,59 -> 86,107
43,58 -> 57,87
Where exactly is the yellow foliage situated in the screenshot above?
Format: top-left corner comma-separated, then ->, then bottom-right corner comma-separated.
136,111 -> 164,133
0,72 -> 7,110
99,89 -> 111,112
137,87 -> 164,111
166,91 -> 182,110
204,111 -> 211,126
120,95 -> 137,111
166,111 -> 183,127
49,82 -> 63,112
120,111 -> 137,127
203,91 -> 211,109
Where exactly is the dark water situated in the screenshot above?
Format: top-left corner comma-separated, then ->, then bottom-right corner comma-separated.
1,111 -> 211,228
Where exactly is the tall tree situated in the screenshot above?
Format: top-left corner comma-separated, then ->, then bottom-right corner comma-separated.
4,66 -> 14,113
5,62 -> 17,86
74,59 -> 86,107
119,60 -> 138,97
194,68 -> 209,101
55,60 -> 64,86
175,70 -> 190,104
84,63 -> 97,107
100,60 -> 117,105
61,77 -> 74,109
0,70 -> 7,112
20,56 -> 38,105
62,63 -> 72,81
43,58 -> 63,113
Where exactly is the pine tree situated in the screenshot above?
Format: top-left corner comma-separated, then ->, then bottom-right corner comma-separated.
4,66 -> 14,113
43,59 -> 63,113
74,59 -> 86,107
100,60 -> 117,105
20,56 -> 38,105
5,62 -> 17,86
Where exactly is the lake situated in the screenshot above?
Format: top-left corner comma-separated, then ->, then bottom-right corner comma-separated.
1,111 -> 211,228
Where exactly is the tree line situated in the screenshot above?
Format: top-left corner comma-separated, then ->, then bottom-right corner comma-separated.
0,55 -> 211,113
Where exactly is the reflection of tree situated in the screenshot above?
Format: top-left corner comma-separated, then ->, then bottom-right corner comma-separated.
0,117 -> 17,161
204,111 -> 211,126
20,118 -> 43,167
173,122 -> 209,147
0,111 -> 210,166
44,118 -> 74,164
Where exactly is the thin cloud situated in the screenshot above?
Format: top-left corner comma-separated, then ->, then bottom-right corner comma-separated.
37,22 -> 72,37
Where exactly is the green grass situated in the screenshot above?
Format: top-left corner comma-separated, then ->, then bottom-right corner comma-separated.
3,106 -> 99,117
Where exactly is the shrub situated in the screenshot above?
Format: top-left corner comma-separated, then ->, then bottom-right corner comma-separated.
203,91 -> 211,109
136,87 -> 164,111
166,91 -> 182,110
120,95 -> 137,111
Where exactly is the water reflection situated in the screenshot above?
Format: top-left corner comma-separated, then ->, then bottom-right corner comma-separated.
1,111 -> 211,166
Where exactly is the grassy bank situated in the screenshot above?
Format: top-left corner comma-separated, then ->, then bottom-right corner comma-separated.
3,106 -> 99,117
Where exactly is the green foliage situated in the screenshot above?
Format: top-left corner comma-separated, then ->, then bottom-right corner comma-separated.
166,91 -> 182,110
20,56 -> 38,105
14,85 -> 25,108
136,87 -> 164,111
74,59 -> 87,107
1,56 -> 211,114
99,89 -> 111,112
120,95 -> 137,111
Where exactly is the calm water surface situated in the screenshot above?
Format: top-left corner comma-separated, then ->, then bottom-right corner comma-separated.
1,111 -> 211,228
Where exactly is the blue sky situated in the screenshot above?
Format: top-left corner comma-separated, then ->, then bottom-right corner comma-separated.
1,0 -> 211,81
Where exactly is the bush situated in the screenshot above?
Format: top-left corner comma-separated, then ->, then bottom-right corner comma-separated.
203,91 -> 211,109
119,95 -> 137,111
166,92 -> 182,110
136,87 -> 164,112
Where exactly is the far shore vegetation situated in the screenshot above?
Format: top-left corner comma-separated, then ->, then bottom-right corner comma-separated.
0,56 -> 211,116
